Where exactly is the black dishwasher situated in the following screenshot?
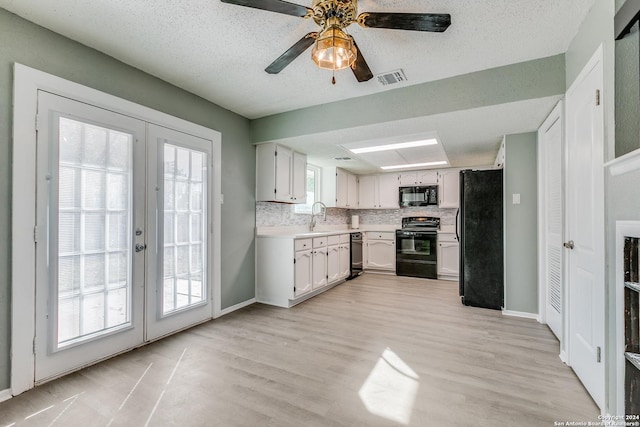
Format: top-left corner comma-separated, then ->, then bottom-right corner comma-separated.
348,232 -> 363,279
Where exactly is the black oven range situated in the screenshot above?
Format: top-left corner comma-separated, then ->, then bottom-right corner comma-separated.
396,216 -> 440,279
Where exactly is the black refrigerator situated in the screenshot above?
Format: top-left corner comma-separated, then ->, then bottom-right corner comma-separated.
459,169 -> 504,310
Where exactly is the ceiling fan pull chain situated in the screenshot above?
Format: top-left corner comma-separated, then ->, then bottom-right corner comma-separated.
332,70 -> 336,85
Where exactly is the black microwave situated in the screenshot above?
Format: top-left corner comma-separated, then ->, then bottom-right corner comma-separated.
399,186 -> 438,207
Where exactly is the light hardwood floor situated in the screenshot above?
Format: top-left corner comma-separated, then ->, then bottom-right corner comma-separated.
0,274 -> 599,426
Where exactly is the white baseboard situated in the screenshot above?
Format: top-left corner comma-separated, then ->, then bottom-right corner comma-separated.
559,350 -> 568,364
501,309 -> 540,321
217,298 -> 255,318
0,388 -> 11,402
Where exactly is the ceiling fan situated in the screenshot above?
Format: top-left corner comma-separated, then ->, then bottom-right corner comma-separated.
220,0 -> 451,83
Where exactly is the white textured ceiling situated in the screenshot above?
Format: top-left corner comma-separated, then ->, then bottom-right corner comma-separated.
0,0 -> 593,120
0,0 -> 595,173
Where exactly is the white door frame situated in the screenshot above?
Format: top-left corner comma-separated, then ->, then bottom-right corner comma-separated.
563,44 -> 606,410
11,63 -> 222,396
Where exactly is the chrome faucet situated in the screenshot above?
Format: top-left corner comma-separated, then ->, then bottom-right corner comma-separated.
309,201 -> 327,231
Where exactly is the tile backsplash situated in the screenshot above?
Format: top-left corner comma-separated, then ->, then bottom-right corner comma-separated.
256,202 -> 457,228
256,202 -> 350,227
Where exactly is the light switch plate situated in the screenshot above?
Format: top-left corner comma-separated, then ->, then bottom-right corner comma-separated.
512,193 -> 521,204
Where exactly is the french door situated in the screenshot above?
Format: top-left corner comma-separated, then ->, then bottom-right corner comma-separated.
34,92 -> 213,383
145,124 -> 213,340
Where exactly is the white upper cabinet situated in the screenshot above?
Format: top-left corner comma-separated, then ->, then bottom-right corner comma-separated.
358,174 -> 399,209
357,175 -> 377,209
378,174 -> 400,208
292,151 -> 307,202
274,145 -> 292,202
437,169 -> 460,208
347,172 -> 358,207
322,167 -> 358,208
399,170 -> 438,186
256,142 -> 307,203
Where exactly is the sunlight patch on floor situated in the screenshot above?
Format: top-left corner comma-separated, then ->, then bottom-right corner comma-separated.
358,347 -> 420,425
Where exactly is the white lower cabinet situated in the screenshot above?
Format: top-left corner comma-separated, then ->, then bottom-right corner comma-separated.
328,234 -> 350,283
364,232 -> 396,271
338,234 -> 351,279
327,244 -> 340,283
294,249 -> 312,297
313,245 -> 328,289
256,233 -> 350,308
437,233 -> 459,280
312,236 -> 328,289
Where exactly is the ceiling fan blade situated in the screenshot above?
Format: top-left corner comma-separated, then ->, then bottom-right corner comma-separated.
357,12 -> 451,32
265,32 -> 318,74
220,0 -> 311,18
350,39 -> 373,82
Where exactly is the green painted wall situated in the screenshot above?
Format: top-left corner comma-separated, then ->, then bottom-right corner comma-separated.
251,55 -> 566,143
615,25 -> 640,157
0,8 -> 256,391
503,133 -> 538,314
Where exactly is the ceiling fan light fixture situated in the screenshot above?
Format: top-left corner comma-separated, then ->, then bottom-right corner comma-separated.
311,26 -> 357,70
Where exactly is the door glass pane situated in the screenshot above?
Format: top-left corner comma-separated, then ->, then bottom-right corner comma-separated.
162,143 -> 207,315
57,117 -> 132,348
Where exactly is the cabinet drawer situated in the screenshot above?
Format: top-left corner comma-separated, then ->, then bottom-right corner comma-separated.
438,233 -> 458,243
367,231 -> 395,240
295,239 -> 312,251
327,235 -> 340,246
313,237 -> 327,248
340,234 -> 350,243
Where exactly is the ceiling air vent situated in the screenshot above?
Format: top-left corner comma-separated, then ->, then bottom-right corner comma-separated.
376,69 -> 407,86
334,157 -> 352,161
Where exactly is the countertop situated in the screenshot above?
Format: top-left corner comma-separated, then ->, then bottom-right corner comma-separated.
256,224 -> 456,239
256,225 -> 397,239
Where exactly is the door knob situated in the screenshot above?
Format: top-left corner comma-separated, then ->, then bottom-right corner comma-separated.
563,240 -> 574,250
135,243 -> 147,252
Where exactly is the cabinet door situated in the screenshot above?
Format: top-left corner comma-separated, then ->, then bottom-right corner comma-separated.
417,170 -> 438,185
294,250 -> 312,297
399,172 -> 417,186
438,242 -> 460,275
336,168 -> 348,208
275,145 -> 293,202
366,240 -> 395,270
378,174 -> 399,208
358,175 -> 378,208
438,170 -> 459,208
312,247 -> 328,289
347,173 -> 358,208
291,151 -> 307,203
339,242 -> 351,278
327,245 -> 340,283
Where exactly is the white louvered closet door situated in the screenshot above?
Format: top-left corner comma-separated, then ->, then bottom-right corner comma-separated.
540,102 -> 564,341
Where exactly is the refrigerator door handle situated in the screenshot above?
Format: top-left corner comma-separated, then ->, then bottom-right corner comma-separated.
455,208 -> 459,241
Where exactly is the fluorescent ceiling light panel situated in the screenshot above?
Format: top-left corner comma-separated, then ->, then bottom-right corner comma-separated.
381,161 -> 448,170
350,138 -> 438,154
